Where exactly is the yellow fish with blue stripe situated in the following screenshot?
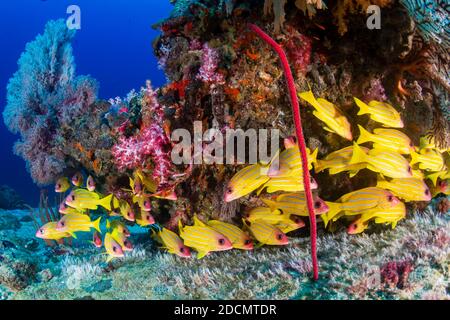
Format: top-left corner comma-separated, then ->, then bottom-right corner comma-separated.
258,176 -> 318,194
111,229 -> 133,252
419,135 -> 450,153
354,98 -> 404,128
299,90 -> 353,140
178,219 -> 233,259
349,143 -> 413,178
152,228 -> 191,258
206,220 -> 254,250
322,187 -> 400,227
411,148 -> 446,172
347,201 -> 406,234
65,189 -> 113,211
376,178 -> 432,202
224,163 -> 270,202
315,145 -> 368,177
243,220 -> 289,246
106,220 -> 131,237
262,192 -> 329,216
36,222 -> 72,240
55,177 -> 71,193
104,232 -> 125,262
356,125 -> 415,154
56,212 -> 102,238
267,145 -> 318,178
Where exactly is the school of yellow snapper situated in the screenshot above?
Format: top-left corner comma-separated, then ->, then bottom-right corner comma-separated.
35,90 -> 449,261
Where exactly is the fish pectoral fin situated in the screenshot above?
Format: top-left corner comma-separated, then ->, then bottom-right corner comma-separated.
255,242 -> 264,249
69,231 -> 78,239
196,251 -> 209,259
322,126 -> 335,134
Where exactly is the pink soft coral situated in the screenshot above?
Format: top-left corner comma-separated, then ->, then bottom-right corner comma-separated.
112,82 -> 172,187
197,43 -> 225,86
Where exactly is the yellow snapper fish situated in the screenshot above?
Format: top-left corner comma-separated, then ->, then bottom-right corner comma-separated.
419,135 -> 449,153
129,176 -> 143,196
65,189 -> 113,211
56,213 -> 101,238
376,178 -> 432,202
273,215 -> 306,233
299,90 -> 353,140
224,163 -> 270,202
258,176 -> 318,194
111,229 -> 133,252
206,220 -> 254,250
134,169 -> 158,193
106,220 -> 131,237
430,179 -> 450,197
132,194 -> 152,212
356,125 -> 415,154
104,232 -> 125,262
347,202 -> 407,234
136,210 -> 155,227
152,228 -> 191,258
262,192 -> 329,216
243,220 -> 289,246
71,172 -> 84,187
322,187 -> 400,227
36,222 -> 72,240
118,200 -> 136,222
411,148 -> 446,172
245,207 -> 290,224
349,143 -> 413,179
178,220 -> 233,259
315,146 -> 368,177
59,202 -> 85,215
354,98 -> 404,128
426,170 -> 450,186
55,177 -> 71,193
86,175 -> 96,192
267,145 -> 318,178
412,169 -> 425,179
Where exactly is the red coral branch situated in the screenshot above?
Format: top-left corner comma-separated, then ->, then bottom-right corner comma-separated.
248,23 -> 318,281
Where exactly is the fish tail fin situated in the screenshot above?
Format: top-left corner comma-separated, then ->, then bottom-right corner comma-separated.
323,202 -> 342,227
196,251 -> 208,259
178,220 -> 184,237
354,97 -> 370,116
261,199 -> 278,212
349,170 -> 360,178
99,194 -> 113,211
314,159 -> 327,173
427,172 -> 440,187
92,217 -> 102,233
193,214 -> 207,227
299,89 -> 321,111
349,142 -> 368,165
356,125 -> 373,144
410,151 -> 420,166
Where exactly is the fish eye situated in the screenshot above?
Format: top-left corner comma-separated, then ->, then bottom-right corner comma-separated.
112,246 -> 117,252
244,239 -> 251,245
425,189 -> 430,196
226,187 -> 233,194
61,222 -> 65,226
218,238 -> 225,245
407,166 -> 412,174
314,201 -> 322,209
180,247 -> 185,253
387,195 -> 394,202
57,184 -> 61,188
71,195 -> 75,201
39,229 -> 44,234
277,234 -> 283,240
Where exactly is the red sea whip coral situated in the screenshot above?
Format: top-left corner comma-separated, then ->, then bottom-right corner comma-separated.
248,23 -> 318,280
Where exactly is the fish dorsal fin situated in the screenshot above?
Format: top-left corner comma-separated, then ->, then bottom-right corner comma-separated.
193,214 -> 207,227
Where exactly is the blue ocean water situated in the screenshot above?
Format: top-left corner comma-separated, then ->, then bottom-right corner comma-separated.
0,0 -> 172,205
